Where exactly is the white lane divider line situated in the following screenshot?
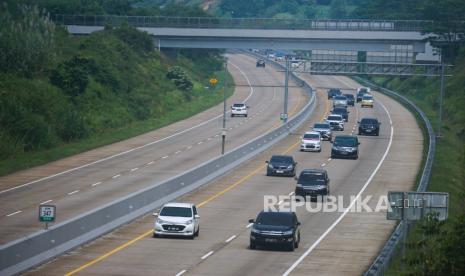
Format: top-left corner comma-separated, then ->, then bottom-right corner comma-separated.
198,141 -> 203,145
207,138 -> 212,141
92,181 -> 102,187
147,161 -> 155,165
282,97 -> 394,276
201,251 -> 214,260
225,235 -> 237,243
187,146 -> 193,150
321,163 -> 326,167
162,156 -> 169,159
246,223 -> 253,228
215,134 -> 219,137
175,270 -> 187,276
328,158 -> 332,161
130,168 -> 139,172
112,174 -> 121,179
6,210 -> 22,217
175,151 -> 181,155
68,190 -> 80,195
40,200 -> 53,205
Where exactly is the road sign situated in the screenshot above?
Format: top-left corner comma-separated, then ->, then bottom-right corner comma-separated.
209,78 -> 218,87
39,205 -> 56,222
387,191 -> 448,221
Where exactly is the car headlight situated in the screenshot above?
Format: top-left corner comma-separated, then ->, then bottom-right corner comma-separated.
287,165 -> 293,169
251,228 -> 260,234
296,183 -> 302,188
157,218 -> 168,224
268,164 -> 273,169
283,230 -> 293,235
185,219 -> 193,225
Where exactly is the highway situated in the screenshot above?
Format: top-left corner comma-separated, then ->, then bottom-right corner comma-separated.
23,54 -> 423,275
0,53 -> 307,244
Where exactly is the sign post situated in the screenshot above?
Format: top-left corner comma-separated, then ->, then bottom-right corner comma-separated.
39,205 -> 56,230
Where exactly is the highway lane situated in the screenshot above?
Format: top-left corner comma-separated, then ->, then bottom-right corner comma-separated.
0,53 -> 307,244
25,60 -> 422,276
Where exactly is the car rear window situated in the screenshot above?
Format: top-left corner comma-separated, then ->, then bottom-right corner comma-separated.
344,94 -> 354,99
361,118 -> 378,124
160,207 -> 192,217
328,115 -> 341,120
298,172 -> 326,185
233,103 -> 245,107
363,95 -> 373,100
256,212 -> 293,226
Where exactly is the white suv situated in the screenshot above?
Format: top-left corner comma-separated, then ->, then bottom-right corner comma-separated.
326,114 -> 345,131
153,202 -> 200,239
300,131 -> 322,152
231,103 -> 248,117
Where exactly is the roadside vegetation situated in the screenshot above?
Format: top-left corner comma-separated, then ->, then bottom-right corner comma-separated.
0,1 -> 230,176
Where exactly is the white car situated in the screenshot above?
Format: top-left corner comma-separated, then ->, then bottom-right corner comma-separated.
231,103 -> 248,117
361,94 -> 374,108
300,131 -> 322,152
326,114 -> 345,131
153,202 -> 200,239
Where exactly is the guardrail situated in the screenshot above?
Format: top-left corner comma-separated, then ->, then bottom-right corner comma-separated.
52,14 -> 431,32
0,56 -> 316,275
355,77 -> 436,276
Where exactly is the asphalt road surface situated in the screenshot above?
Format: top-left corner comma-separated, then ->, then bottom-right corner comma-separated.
23,54 -> 422,276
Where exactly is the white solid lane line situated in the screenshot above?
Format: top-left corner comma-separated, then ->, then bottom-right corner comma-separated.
162,156 -> 169,159
175,269 -> 187,276
0,61 -> 255,196
201,251 -> 214,260
68,190 -> 80,195
321,163 -> 326,167
225,235 -> 237,243
6,211 -> 22,217
147,161 -> 155,165
91,181 -> 102,187
40,200 -> 53,205
283,98 -> 394,276
112,174 -> 121,179
130,168 -> 138,172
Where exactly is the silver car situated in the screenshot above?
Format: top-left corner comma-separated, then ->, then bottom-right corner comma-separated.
312,122 -> 332,141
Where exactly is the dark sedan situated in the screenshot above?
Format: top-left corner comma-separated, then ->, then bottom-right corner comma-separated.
343,93 -> 355,106
327,88 -> 342,99
358,117 -> 381,136
256,59 -> 266,67
331,135 -> 360,159
249,211 -> 301,251
266,155 -> 297,177
331,107 -> 349,122
294,169 -> 330,201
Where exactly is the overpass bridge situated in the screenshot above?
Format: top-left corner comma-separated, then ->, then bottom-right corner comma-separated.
56,15 -> 434,57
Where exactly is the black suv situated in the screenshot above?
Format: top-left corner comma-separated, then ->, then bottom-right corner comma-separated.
327,88 -> 342,99
331,135 -> 360,159
295,169 -> 330,201
249,211 -> 301,251
332,107 -> 349,122
266,155 -> 297,177
343,93 -> 355,106
356,88 -> 369,102
256,59 -> 266,67
358,117 -> 381,136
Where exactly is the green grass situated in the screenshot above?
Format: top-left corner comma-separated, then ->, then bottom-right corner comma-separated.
0,73 -> 233,176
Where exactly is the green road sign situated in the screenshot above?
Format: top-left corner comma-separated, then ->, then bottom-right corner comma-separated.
39,205 -> 56,222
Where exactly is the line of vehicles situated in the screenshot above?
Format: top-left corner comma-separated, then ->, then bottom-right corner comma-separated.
151,86 -> 382,252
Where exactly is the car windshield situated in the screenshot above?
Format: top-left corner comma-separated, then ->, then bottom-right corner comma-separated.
334,96 -> 347,100
160,206 -> 192,217
333,108 -> 347,114
334,137 -> 358,147
298,172 -> 326,185
256,212 -> 293,226
303,133 -> 320,139
233,104 -> 245,108
359,88 -> 368,93
361,119 -> 378,124
363,95 -> 373,100
344,94 -> 354,99
327,115 -> 341,121
270,156 -> 293,163
314,123 -> 330,129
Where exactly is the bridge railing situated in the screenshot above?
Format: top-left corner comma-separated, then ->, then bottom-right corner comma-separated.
53,14 -> 431,32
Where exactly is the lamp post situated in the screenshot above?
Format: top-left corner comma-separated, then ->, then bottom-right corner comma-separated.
221,57 -> 228,155
283,58 -> 290,123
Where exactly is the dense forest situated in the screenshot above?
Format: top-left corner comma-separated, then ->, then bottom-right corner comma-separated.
0,1 -> 227,175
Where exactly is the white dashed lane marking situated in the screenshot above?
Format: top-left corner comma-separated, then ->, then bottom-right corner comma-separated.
40,200 -> 52,205
201,251 -> 214,260
162,156 -> 169,159
68,190 -> 80,195
92,181 -> 102,187
6,211 -> 22,217
130,168 -> 138,172
225,235 -> 236,243
175,270 -> 187,276
112,174 -> 121,179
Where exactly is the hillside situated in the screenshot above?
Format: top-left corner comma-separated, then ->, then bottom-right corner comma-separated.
0,2 -> 229,175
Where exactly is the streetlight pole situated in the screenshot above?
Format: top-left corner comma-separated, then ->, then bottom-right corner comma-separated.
283,58 -> 290,123
221,57 -> 228,155
438,49 -> 445,138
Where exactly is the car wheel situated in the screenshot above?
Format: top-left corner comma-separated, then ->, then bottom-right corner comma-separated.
231,114 -> 234,117
245,114 -> 248,117
250,241 -> 256,250
195,227 -> 199,237
189,233 -> 195,239
318,148 -> 321,153
153,233 -> 158,238
294,233 -> 300,249
354,153 -> 358,160
288,239 -> 295,251
376,131 -> 380,136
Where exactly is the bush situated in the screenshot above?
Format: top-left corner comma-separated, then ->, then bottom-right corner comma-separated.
166,66 -> 193,92
50,56 -> 93,98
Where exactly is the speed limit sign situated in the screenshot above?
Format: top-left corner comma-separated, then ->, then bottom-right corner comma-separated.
39,205 -> 56,222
